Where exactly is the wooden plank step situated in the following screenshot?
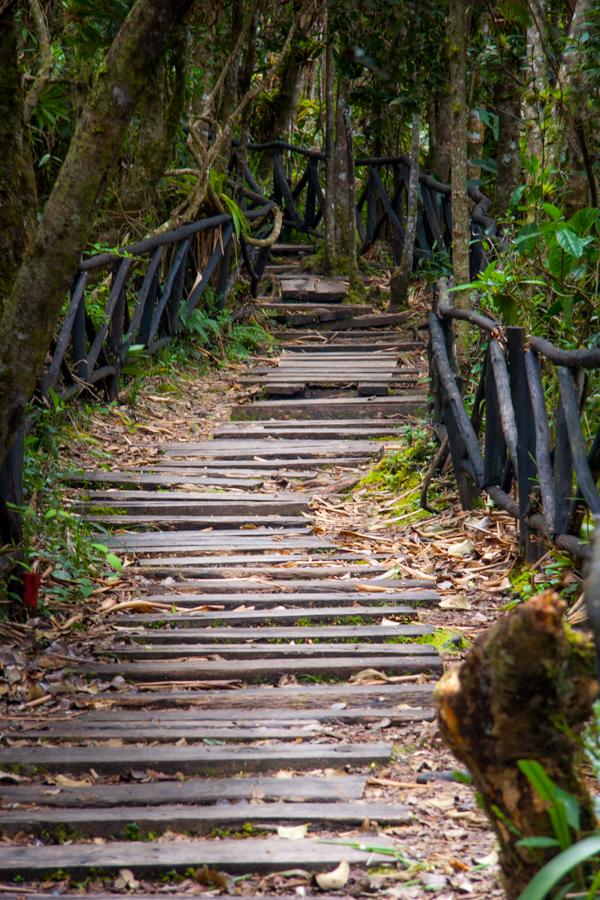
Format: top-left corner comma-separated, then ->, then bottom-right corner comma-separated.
154,456 -> 373,469
144,577 -> 434,592
0,742 -> 392,776
78,654 -> 441,682
66,471 -> 263,488
135,563 -> 389,578
78,494 -> 311,516
0,836 -> 400,877
317,313 -> 410,331
101,642 -> 437,660
212,426 -> 401,440
63,682 -> 434,709
105,533 -> 328,550
83,515 -> 312,529
117,624 -> 434,642
280,337 -> 416,348
233,394 -> 427,420
160,439 -> 381,455
0,775 -> 366,808
15,724 -> 328,742
115,605 -> 420,627
76,705 -> 434,724
271,243 -> 314,255
238,375 -> 415,385
0,801 -> 411,839
133,555 -> 379,571
135,590 -> 440,608
280,276 -> 347,303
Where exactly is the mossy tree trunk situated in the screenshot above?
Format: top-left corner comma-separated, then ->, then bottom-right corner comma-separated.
390,112 -> 420,310
0,3 -> 38,553
429,87 -> 452,183
494,43 -> 524,216
436,592 -> 598,899
332,77 -> 359,283
0,4 -> 38,314
0,0 -> 194,467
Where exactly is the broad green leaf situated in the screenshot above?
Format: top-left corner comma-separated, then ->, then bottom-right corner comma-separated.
517,834 -> 600,900
556,228 -> 592,259
567,207 -> 600,235
542,203 -> 562,221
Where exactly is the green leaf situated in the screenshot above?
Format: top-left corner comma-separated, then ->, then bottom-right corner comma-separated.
541,203 -> 562,221
517,836 -> 561,849
91,542 -> 109,553
105,553 -> 122,571
555,228 -> 592,259
517,834 -> 600,900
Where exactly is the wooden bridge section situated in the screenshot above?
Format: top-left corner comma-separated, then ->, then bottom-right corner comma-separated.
0,253 -> 443,883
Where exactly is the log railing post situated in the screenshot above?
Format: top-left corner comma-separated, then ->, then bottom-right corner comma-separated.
506,326 -> 543,561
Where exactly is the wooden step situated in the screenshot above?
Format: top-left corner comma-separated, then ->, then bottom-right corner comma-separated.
101,641 -> 436,660
0,775 -> 366,807
143,577 -> 435,592
79,653 -> 441,682
134,589 -> 440,608
279,275 -> 347,303
73,705 -> 434,723
0,742 -> 393,776
0,836 -> 401,877
116,623 -> 434,642
66,471 -> 264,488
0,801 -> 410,839
82,514 -> 312,529
115,604 -> 420,627
233,394 -> 427,420
159,439 -> 382,456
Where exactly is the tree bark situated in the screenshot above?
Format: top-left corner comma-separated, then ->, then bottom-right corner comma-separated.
436,591 -> 597,899
429,88 -> 452,182
0,4 -> 38,313
494,49 -> 523,216
0,0 -> 194,467
323,23 -> 335,276
390,112 -> 420,310
448,0 -> 471,288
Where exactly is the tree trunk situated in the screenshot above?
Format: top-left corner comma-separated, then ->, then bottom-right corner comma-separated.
333,79 -> 352,264
448,0 -> 471,363
436,591 -> 597,899
466,108 -> 484,183
429,88 -> 452,182
448,0 -> 470,287
494,51 -> 523,216
390,113 -> 420,310
323,25 -> 335,276
0,4 -> 38,313
523,1 -> 547,173
0,0 -> 194,467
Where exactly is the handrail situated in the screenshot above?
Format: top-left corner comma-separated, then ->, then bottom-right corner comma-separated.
428,279 -> 599,568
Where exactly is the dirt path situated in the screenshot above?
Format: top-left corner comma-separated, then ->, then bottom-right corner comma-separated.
0,259 -> 506,898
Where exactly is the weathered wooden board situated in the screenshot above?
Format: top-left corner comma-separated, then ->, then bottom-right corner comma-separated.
115,604 -> 420,627
135,564 -> 389,578
136,589 -> 440,608
105,533 -> 327,550
0,775 -> 366,808
232,394 -> 426,420
144,577 -> 434,592
66,471 -> 263,488
59,682 -> 434,709
0,742 -> 392,776
117,623 -> 434,642
133,555 -> 379,571
0,801 -> 410,839
16,725 -> 326,742
0,836 -> 400,876
83,515 -> 312,529
160,440 -> 382,455
101,642 -> 437,661
280,276 -> 347,302
77,705 -> 434,724
155,456 -> 372,470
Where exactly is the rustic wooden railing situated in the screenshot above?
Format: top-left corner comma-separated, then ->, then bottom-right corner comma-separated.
354,154 -> 495,276
426,279 -> 600,566
239,141 -> 496,274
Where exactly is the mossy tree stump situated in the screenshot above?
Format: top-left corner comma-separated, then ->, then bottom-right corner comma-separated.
436,591 -> 598,899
